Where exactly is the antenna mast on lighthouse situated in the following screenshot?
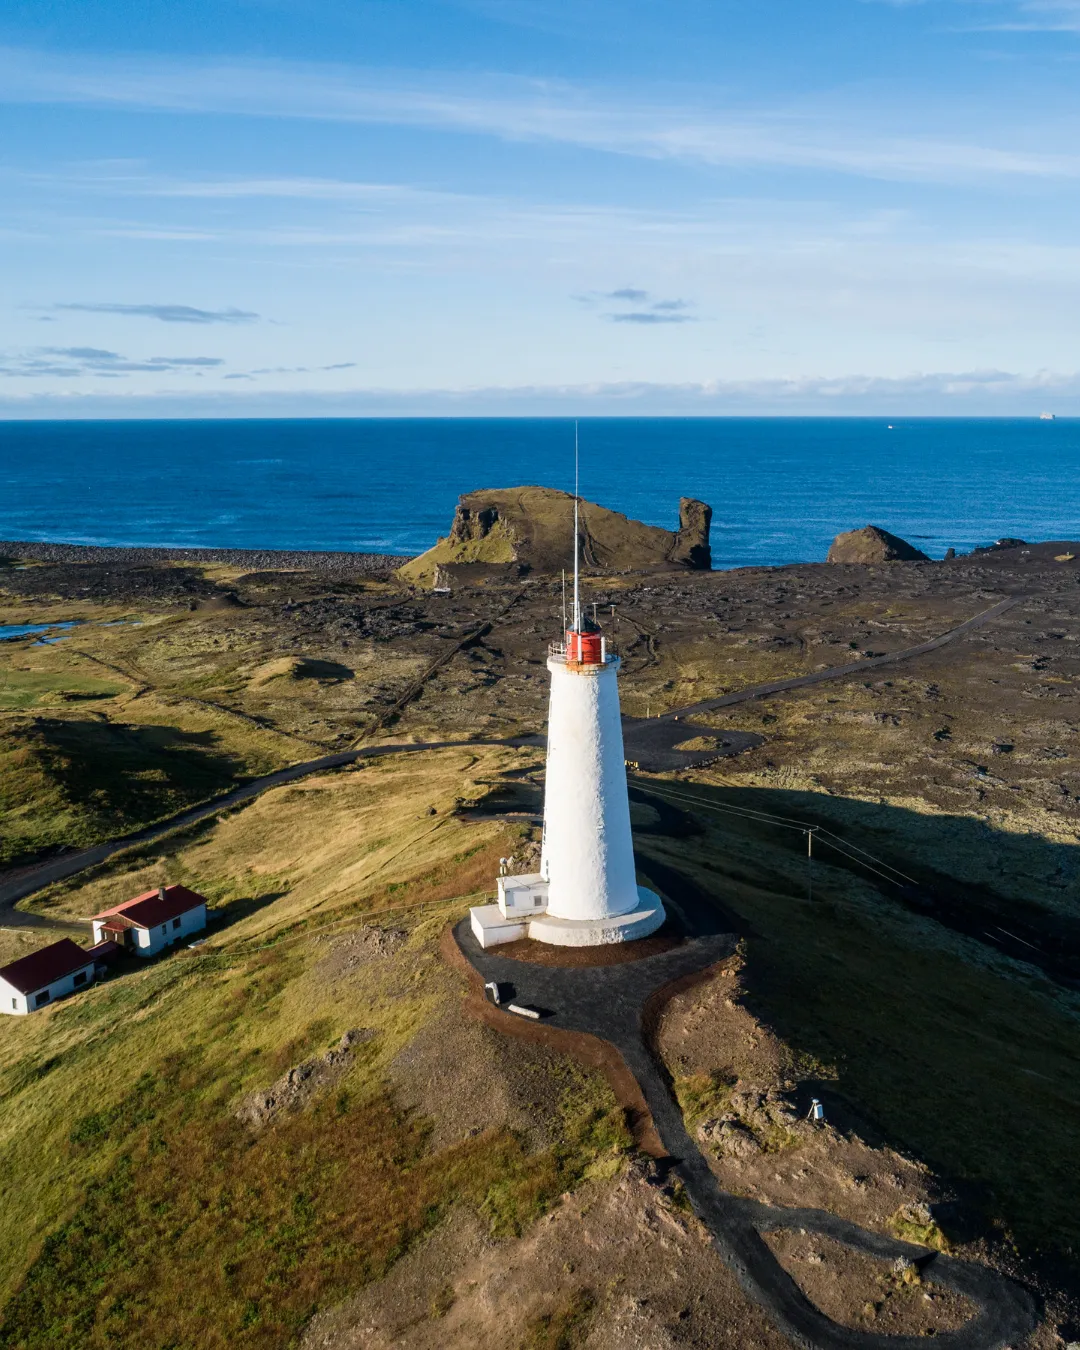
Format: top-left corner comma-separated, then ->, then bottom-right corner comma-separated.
573,420 -> 581,632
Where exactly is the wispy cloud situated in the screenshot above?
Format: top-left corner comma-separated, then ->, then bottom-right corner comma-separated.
4,46 -> 1080,184
608,311 -> 694,324
865,0 -> 1080,31
53,302 -> 259,324
246,362 -> 358,375
2,367 -> 1079,415
0,346 -> 225,377
578,287 -> 696,324
128,176 -> 458,204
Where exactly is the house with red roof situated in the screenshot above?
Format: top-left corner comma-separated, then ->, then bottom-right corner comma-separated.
1,938 -> 97,1016
90,884 -> 208,957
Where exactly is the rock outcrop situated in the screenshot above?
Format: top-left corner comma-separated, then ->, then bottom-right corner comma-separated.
235,1028 -> 375,1130
399,486 -> 712,586
827,525 -> 930,564
669,497 -> 713,568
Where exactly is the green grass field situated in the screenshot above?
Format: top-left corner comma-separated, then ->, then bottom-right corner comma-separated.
0,669 -> 123,712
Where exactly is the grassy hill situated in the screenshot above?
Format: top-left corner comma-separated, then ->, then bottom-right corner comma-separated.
0,747 -> 629,1348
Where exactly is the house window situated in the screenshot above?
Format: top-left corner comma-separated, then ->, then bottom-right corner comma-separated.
172,918 -> 182,930
10,998 -> 15,1010
161,925 -> 167,935
73,971 -> 87,987
34,990 -> 49,1007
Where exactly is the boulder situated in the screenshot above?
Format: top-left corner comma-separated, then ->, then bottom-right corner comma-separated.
698,1118 -> 762,1159
827,525 -> 930,564
399,486 -> 713,587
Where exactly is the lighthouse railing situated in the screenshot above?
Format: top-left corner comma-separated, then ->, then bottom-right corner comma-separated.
547,640 -> 619,664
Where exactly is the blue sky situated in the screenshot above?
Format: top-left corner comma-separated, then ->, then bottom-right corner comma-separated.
2,0 -> 1080,415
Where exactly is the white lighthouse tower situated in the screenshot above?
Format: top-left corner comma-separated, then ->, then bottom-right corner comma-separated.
470,443 -> 665,949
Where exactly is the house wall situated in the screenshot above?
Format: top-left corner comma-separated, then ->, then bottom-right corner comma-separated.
133,904 -> 207,957
0,963 -> 95,1016
0,977 -> 27,1016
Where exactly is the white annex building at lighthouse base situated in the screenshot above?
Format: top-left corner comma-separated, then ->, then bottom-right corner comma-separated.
470,480 -> 665,949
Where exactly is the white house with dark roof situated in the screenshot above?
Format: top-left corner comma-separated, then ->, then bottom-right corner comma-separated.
91,884 -> 208,957
0,938 -> 97,1015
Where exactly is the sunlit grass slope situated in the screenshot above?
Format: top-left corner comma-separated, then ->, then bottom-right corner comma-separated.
0,747 -> 629,1349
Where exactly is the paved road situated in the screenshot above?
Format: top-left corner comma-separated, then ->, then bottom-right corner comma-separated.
3,593 -> 1020,925
619,594 -> 1021,772
655,595 -> 1021,726
455,892 -> 1036,1350
0,737 -> 541,929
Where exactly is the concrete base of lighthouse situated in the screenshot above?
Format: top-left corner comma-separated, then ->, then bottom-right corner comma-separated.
469,884 -> 665,950
530,886 -> 665,947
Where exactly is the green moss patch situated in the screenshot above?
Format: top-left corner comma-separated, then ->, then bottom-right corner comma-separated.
0,670 -> 121,711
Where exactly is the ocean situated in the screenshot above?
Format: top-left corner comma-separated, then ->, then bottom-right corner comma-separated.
0,418 -> 1076,569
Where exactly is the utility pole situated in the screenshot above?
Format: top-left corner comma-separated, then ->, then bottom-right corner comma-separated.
806,828 -> 817,902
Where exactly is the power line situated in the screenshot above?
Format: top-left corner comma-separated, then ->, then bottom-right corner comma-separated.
638,782 -> 919,888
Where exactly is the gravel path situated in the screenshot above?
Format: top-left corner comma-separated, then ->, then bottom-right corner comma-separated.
0,540 -> 409,576
454,879 -> 1037,1350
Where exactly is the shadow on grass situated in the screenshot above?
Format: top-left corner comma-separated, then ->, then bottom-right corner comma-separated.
633,781 -> 1080,1302
208,891 -> 289,937
0,719 -> 247,867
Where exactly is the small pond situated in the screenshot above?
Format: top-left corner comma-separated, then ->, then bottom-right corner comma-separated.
0,621 -> 82,642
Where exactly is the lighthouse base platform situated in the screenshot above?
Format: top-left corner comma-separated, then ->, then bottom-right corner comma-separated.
470,887 -> 665,950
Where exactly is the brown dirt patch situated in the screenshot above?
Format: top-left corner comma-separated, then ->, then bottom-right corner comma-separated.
441,924 -> 664,1156
301,1170 -> 792,1350
763,1229 -> 976,1335
388,996 -> 584,1153
235,1029 -> 376,1131
311,925 -> 406,981
492,928 -> 682,967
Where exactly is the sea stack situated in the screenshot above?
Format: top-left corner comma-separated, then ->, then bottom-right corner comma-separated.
469,476 -> 665,949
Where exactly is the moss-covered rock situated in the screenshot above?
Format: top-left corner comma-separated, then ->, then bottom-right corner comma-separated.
398,486 -> 711,586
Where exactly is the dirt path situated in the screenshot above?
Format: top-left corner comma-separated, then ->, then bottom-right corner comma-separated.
453,896 -> 1037,1350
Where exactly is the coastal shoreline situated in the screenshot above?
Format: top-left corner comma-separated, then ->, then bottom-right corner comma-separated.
0,540 -> 413,576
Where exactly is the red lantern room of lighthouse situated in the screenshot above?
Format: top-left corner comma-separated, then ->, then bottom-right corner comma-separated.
565,614 -> 606,667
